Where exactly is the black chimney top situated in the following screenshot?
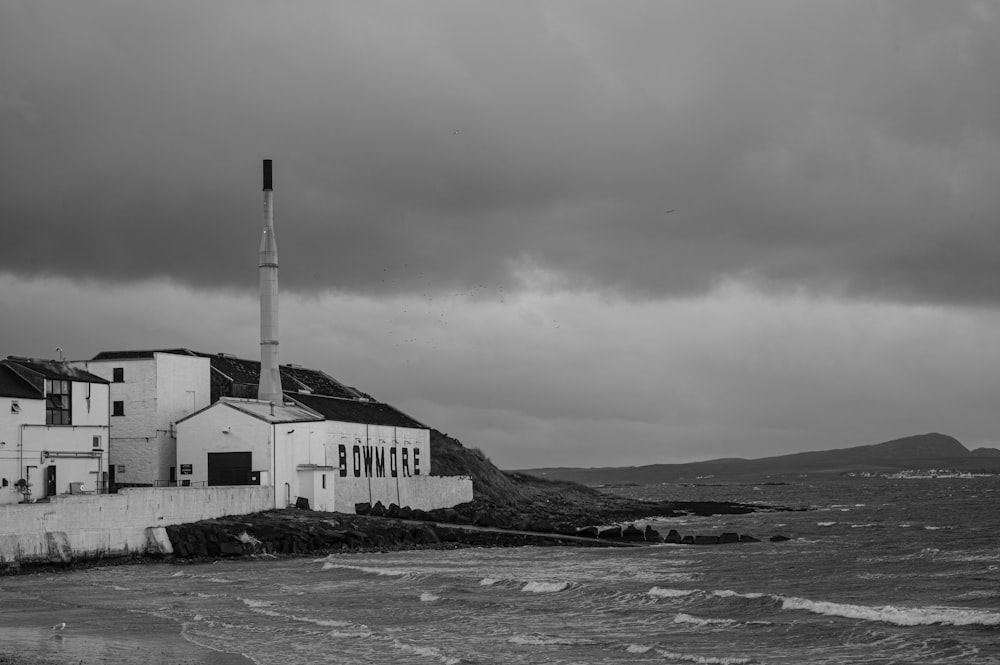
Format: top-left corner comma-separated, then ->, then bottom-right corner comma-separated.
263,159 -> 273,191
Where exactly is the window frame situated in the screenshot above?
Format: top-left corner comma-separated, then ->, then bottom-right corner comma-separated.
45,379 -> 72,425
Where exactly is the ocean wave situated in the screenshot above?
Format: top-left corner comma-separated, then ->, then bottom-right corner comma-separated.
656,649 -> 751,664
479,578 -> 499,586
955,589 -> 1000,600
672,613 -> 735,627
420,592 -> 440,602
712,590 -> 766,601
321,563 -> 410,577
508,633 -> 594,646
391,639 -> 460,665
627,643 -> 653,653
521,581 -> 570,593
242,598 -> 274,609
850,523 -> 876,528
241,598 -> 371,634
648,587 -> 697,598
816,522 -> 837,527
779,596 -> 1000,626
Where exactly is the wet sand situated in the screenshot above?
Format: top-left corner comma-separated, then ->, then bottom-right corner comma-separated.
0,594 -> 253,665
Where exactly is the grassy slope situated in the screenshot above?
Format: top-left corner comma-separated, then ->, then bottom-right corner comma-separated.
427,429 -> 748,525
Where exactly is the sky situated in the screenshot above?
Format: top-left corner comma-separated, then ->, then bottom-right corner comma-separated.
2,1 -> 1000,469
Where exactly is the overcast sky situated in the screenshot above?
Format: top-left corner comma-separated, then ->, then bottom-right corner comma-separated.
3,1 -> 1000,468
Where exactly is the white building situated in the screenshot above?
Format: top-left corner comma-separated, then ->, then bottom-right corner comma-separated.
73,351 -> 211,487
176,393 -> 470,512
0,357 -> 111,503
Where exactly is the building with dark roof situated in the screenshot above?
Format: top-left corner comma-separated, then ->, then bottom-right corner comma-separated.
1,357 -> 111,503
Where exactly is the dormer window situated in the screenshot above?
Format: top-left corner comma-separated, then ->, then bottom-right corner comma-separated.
10,400 -> 20,414
45,379 -> 71,425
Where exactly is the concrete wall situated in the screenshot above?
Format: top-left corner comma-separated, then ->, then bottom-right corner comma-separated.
0,486 -> 273,565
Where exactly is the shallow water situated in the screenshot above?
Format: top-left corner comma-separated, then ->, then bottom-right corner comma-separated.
1,477 -> 997,664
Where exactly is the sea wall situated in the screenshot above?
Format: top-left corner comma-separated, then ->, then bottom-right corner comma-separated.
334,474 -> 473,512
0,486 -> 274,567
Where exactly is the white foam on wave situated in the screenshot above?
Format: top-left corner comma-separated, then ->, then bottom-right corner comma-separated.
321,563 -> 409,577
521,581 -> 570,593
627,644 -> 653,653
672,613 -> 735,627
850,523 -> 876,528
391,639 -> 460,665
712,590 -> 765,600
111,585 -> 130,591
479,578 -> 499,586
648,587 -> 697,598
508,633 -> 593,646
956,589 -> 1000,600
170,572 -> 186,578
656,649 -> 751,664
242,598 -> 274,609
817,522 -> 836,527
242,597 -> 369,634
420,592 -> 440,602
779,596 -> 1000,626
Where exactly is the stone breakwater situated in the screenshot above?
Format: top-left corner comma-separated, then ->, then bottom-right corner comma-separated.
160,501 -> 792,561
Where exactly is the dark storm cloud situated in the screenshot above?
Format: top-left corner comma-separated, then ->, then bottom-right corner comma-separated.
2,1 -> 999,303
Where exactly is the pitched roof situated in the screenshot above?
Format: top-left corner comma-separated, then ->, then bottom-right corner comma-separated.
220,398 -> 325,424
0,363 -> 43,399
289,393 -> 428,430
4,357 -> 109,384
91,349 -> 371,400
91,348 -> 197,361
175,397 -> 325,426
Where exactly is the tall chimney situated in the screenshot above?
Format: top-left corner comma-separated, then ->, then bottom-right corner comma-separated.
258,159 -> 283,403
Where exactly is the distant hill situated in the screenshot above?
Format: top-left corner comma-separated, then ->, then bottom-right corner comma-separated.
514,433 -> 1000,485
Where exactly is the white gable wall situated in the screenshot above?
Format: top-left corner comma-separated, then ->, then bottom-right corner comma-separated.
0,395 -> 44,503
5,380 -> 111,501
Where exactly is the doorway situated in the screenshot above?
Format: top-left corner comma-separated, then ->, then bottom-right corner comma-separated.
207,452 -> 253,486
45,465 -> 57,497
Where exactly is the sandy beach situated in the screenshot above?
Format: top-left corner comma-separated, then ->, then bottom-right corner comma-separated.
0,588 -> 253,665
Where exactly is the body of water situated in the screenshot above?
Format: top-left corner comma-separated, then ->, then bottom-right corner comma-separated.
1,477 -> 997,664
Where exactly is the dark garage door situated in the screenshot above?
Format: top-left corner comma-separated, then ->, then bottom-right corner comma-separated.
207,452 -> 253,486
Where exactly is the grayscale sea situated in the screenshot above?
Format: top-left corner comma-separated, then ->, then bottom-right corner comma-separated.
1,477 -> 998,664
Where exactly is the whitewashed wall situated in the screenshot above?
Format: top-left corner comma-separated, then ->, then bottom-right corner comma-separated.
0,395 -> 44,491
334,474 -> 473,512
78,354 -> 210,485
0,486 -> 273,565
2,382 -> 110,500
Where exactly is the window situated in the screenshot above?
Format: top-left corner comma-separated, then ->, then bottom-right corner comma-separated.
45,379 -> 71,425
10,400 -> 19,414
112,401 -> 125,416
322,474 -> 327,489
92,435 -> 102,449
112,367 -> 124,383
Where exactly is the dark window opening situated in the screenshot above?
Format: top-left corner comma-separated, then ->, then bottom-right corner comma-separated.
45,379 -> 71,425
112,367 -> 124,383
112,401 -> 125,416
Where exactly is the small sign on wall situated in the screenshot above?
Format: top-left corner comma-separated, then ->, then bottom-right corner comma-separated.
179,464 -> 193,475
